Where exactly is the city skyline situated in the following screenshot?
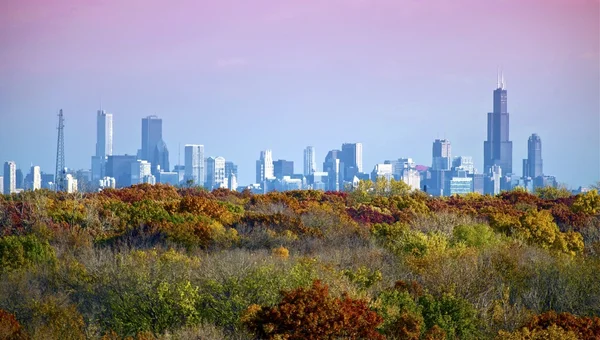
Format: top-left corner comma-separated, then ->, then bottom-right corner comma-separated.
0,0 -> 598,187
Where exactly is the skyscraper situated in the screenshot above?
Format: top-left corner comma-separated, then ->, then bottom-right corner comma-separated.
323,150 -> 343,191
206,156 -> 226,189
225,161 -> 238,179
432,139 -> 451,170
484,71 -> 513,175
141,115 -> 169,174
96,110 -> 113,158
523,134 -> 543,179
92,109 -> 113,182
303,146 -> 316,176
141,115 -> 162,161
31,165 -> 41,190
274,160 -> 294,179
256,150 -> 274,183
341,143 -> 363,180
184,144 -> 205,186
3,161 -> 16,194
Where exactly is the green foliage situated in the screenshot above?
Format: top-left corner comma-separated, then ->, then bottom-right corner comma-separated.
535,186 -> 572,200
453,223 -> 499,248
419,292 -> 480,339
342,266 -> 383,290
0,234 -> 56,273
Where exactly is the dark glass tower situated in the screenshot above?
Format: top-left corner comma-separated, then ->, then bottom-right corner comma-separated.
142,115 -> 169,175
526,133 -> 543,178
484,72 -> 513,175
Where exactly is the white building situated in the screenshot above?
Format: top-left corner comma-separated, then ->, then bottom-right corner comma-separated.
207,156 -> 226,190
371,163 -> 393,182
3,161 -> 16,194
401,168 -> 421,190
228,173 -> 238,192
31,165 -> 41,190
92,109 -> 113,183
184,144 -> 205,186
99,177 -> 116,189
303,146 -> 317,176
131,160 -> 152,185
65,174 -> 78,193
256,150 -> 274,183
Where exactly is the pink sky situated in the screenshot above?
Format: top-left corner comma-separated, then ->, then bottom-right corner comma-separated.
0,0 -> 598,186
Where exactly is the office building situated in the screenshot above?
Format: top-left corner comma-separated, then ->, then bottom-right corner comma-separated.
432,139 -> 452,170
304,146 -> 317,176
3,161 -> 16,194
401,168 -> 421,190
141,115 -> 169,174
106,155 -> 138,188
99,177 -> 116,190
228,173 -> 238,192
30,166 -> 41,190
341,143 -> 363,180
256,150 -> 274,183
452,156 -> 474,175
371,163 -> 394,182
523,133 -> 543,179
184,144 -> 204,186
91,109 -> 113,183
15,169 -> 23,189
131,160 -> 152,185
485,165 -> 502,195
207,156 -> 226,190
157,171 -> 179,186
470,173 -> 485,194
445,177 -> 474,196
274,160 -> 294,179
65,174 -> 78,193
323,150 -> 344,191
225,161 -> 238,179
484,71 -> 513,175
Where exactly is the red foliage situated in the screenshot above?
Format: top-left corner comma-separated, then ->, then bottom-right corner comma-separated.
347,205 -> 395,225
0,309 -> 28,339
524,311 -> 600,340
244,280 -> 384,340
240,212 -> 320,237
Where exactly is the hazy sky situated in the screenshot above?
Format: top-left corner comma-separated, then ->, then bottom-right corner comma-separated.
1,0 -> 598,187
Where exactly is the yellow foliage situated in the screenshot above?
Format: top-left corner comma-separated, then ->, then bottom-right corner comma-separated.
272,246 -> 290,259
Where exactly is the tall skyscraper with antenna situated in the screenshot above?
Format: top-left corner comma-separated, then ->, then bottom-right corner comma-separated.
484,70 -> 513,176
55,109 -> 66,191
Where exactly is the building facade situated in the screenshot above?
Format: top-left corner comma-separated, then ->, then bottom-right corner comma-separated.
256,150 -> 274,183
274,160 -> 294,179
524,133 -> 543,179
432,139 -> 452,170
207,156 -> 226,190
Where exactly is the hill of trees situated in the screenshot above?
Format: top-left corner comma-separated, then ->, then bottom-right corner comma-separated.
0,181 -> 599,339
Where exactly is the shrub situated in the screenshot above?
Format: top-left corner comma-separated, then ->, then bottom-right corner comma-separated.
243,280 -> 384,339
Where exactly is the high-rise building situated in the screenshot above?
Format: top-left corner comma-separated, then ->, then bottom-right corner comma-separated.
432,139 -> 451,170
3,161 -> 16,194
256,150 -> 274,183
96,110 -> 113,158
15,169 -> 23,189
323,150 -> 344,191
131,160 -> 152,185
141,115 -> 169,174
30,166 -> 41,190
228,173 -> 238,192
206,156 -> 226,190
303,146 -> 317,176
484,71 -> 513,175
92,109 -> 113,183
0,177 -> 3,194
184,144 -> 204,186
523,134 -> 543,179
485,165 -> 503,195
341,143 -> 363,180
274,160 -> 294,179
106,155 -> 138,188
371,163 -> 394,182
225,161 -> 238,179
65,174 -> 78,193
452,156 -> 474,175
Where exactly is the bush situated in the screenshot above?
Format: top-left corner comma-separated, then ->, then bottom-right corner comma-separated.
243,280 -> 384,339
0,234 -> 56,273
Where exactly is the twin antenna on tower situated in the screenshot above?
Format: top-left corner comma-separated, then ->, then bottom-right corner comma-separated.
497,67 -> 506,90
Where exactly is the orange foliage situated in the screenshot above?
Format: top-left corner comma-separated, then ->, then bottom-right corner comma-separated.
0,309 -> 28,340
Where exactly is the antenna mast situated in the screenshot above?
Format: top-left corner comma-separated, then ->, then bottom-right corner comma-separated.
55,109 -> 65,191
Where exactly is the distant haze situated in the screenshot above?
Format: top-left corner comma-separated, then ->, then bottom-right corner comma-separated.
0,0 -> 598,187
